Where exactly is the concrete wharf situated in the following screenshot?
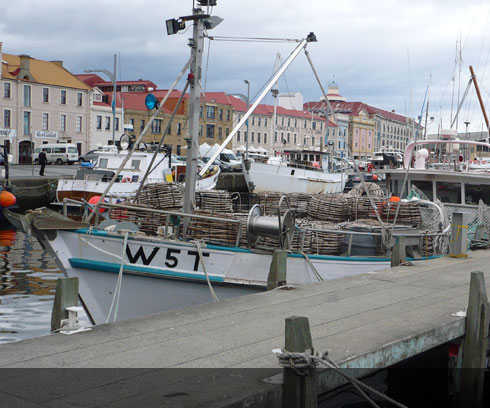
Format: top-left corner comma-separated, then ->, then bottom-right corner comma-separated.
0,250 -> 489,407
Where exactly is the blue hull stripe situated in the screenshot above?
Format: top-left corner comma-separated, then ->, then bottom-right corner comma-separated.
72,229 -> 440,263
69,258 -> 225,282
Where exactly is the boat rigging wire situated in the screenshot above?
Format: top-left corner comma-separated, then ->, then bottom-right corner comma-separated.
206,35 -> 301,43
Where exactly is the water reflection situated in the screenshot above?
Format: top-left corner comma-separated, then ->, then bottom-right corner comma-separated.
0,228 -> 70,343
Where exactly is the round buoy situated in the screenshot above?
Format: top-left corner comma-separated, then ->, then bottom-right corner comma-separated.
372,174 -> 378,181
0,190 -> 16,208
389,196 -> 401,202
88,196 -> 106,213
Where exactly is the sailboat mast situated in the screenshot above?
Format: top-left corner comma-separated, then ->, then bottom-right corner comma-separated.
183,7 -> 206,219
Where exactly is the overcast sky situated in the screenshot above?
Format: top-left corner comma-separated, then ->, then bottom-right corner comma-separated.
2,0 -> 490,133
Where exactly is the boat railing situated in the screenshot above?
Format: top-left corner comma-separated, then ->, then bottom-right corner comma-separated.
62,198 -> 243,247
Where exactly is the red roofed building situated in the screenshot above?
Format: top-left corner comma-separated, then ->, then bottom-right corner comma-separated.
304,82 -> 416,159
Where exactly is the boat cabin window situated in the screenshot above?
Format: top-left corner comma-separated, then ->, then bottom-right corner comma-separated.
436,181 -> 461,204
465,183 -> 490,205
130,159 -> 141,170
410,180 -> 433,201
98,158 -> 108,168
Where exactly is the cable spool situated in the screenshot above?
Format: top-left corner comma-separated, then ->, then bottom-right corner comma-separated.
246,204 -> 295,250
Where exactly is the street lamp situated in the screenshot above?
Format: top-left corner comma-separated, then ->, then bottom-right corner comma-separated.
244,80 -> 250,160
85,54 -> 117,144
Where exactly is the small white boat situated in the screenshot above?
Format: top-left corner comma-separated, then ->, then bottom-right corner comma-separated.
243,150 -> 346,194
57,144 -> 219,202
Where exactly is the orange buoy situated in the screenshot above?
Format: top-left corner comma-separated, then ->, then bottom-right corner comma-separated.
88,195 -> 106,213
372,174 -> 378,181
0,190 -> 16,208
389,196 -> 401,202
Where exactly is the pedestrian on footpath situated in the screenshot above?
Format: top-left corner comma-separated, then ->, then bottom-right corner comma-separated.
39,149 -> 47,176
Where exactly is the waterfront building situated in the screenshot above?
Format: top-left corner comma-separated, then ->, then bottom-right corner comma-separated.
304,81 -> 415,159
0,43 -> 91,163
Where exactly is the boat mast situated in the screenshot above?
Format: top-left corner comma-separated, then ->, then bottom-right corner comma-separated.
183,6 -> 206,223
469,65 -> 490,132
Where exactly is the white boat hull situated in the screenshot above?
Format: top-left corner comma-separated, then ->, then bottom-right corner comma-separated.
40,228 -> 397,324
243,161 -> 346,194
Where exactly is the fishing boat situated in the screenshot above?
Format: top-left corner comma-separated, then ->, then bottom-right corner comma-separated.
56,142 -> 220,202
17,3 -> 453,326
242,149 -> 346,194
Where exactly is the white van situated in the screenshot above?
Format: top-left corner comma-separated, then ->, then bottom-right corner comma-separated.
33,143 -> 79,165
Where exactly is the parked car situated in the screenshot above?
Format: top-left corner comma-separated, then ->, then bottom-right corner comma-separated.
78,149 -> 101,163
201,156 -> 232,172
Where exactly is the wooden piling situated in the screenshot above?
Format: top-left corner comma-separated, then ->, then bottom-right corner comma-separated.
51,277 -> 79,332
267,249 -> 287,290
459,271 -> 490,408
283,316 -> 317,408
391,236 -> 406,267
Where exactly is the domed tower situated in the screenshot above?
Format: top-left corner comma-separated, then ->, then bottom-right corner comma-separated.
320,80 -> 347,102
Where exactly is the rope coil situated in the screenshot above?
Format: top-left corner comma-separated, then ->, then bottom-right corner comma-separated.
276,349 -> 409,408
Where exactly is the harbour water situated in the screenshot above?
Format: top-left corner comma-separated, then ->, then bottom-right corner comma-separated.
0,227 -> 89,344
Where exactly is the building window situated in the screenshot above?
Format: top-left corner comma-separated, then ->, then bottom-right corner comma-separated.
219,109 -> 223,120
287,118 -> 290,127
226,110 -> 230,121
312,121 -> 316,130
167,124 -> 171,134
42,87 -> 49,103
294,119 -> 297,127
140,120 -> 145,132
76,116 -> 82,132
237,131 -> 241,142
206,124 -> 215,138
177,123 -> 182,135
96,115 -> 102,130
206,106 -> 215,119
60,114 -> 66,132
24,85 -> 31,107
257,133 -> 261,144
3,82 -> 11,99
304,120 -> 307,128
251,132 -> 255,143
152,119 -> 162,133
226,128 -> 229,136
77,92 -> 83,107
130,118 -> 134,129
115,117 -> 119,131
252,117 -> 255,126
24,111 -> 31,135
176,145 -> 181,155
4,110 -> 11,128
287,133 -> 290,143
200,106 -> 203,118
281,117 -> 284,126
105,117 -> 111,130
312,136 -> 315,146
218,127 -> 223,139
265,118 -> 268,127
60,90 -> 67,105
42,113 -> 49,130
258,117 -> 261,126
293,134 -> 296,144
274,132 -> 277,143
264,133 -> 267,144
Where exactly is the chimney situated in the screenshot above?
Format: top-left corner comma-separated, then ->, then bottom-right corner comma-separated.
391,109 -> 395,113
18,54 -> 34,80
50,60 -> 63,68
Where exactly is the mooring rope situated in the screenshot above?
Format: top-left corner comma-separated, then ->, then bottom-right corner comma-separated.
299,251 -> 323,282
192,239 -> 219,302
106,231 -> 129,323
276,350 -> 409,408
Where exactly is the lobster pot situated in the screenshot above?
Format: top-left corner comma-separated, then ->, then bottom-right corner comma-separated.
195,190 -> 233,213
109,204 -> 170,235
257,191 -> 288,215
185,210 -> 240,246
287,193 -> 313,217
231,192 -> 261,213
382,201 -> 422,225
348,182 -> 385,198
347,196 -> 385,220
307,194 -> 349,223
133,183 -> 183,210
291,220 -> 345,255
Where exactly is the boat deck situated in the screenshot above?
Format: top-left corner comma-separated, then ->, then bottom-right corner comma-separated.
1,250 -> 489,407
